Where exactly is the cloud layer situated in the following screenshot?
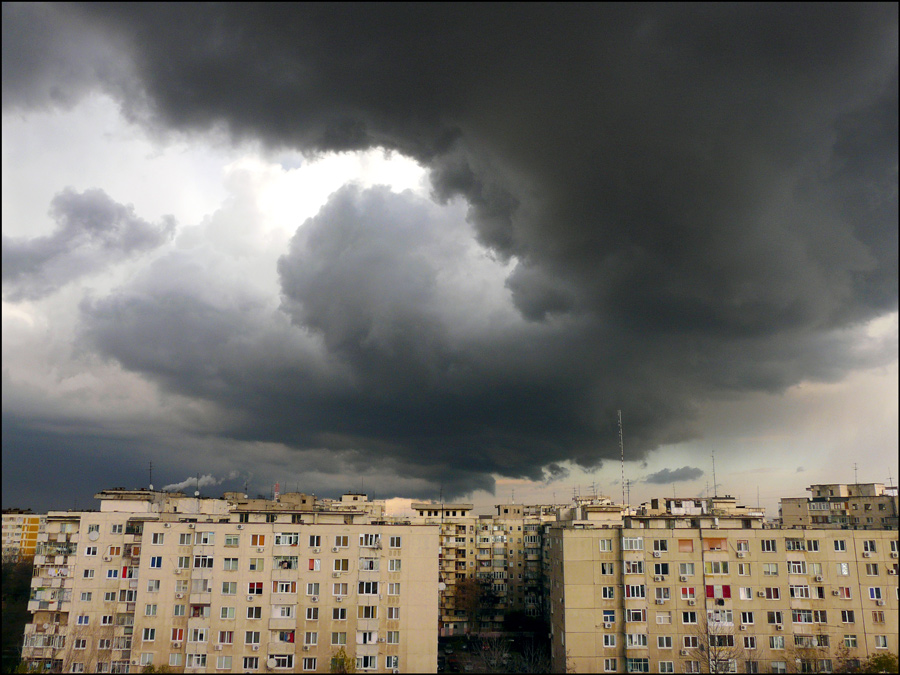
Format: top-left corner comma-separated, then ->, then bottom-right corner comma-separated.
3,4 -> 897,500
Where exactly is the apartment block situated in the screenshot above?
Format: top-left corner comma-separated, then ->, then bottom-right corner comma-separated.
2,508 -> 45,562
548,519 -> 899,673
22,488 -> 438,674
781,483 -> 899,530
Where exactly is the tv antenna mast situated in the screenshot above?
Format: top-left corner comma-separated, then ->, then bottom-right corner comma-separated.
711,448 -> 718,498
618,410 -> 626,506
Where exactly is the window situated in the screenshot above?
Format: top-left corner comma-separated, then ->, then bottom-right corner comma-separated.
248,582 -> 263,595
761,540 -> 776,552
653,539 -> 668,552
601,562 -> 615,575
76,615 -> 89,626
110,524 -> 123,534
332,607 -> 345,621
145,604 -> 158,616
304,631 -> 318,646
251,534 -> 265,547
358,606 -> 378,619
765,587 -> 781,600
249,557 -> 264,571
863,540 -> 877,553
604,659 -> 618,672
389,559 -> 402,572
869,587 -> 882,600
602,586 -> 615,599
151,533 -> 164,545
625,560 -> 644,574
790,585 -> 810,599
224,534 -> 239,547
682,612 -> 697,624
85,546 -> 98,556
657,611 -> 671,624
106,569 -> 119,579
625,584 -> 645,598
844,634 -> 857,648
196,531 -> 214,545
308,558 -> 321,571
389,536 -> 402,548
603,634 -> 616,647
770,636 -> 785,650
622,537 -> 643,550
189,628 -> 208,643
309,535 -> 322,547
599,539 -> 613,552
767,611 -> 783,625
224,558 -> 238,571
681,587 -> 696,600
657,636 -> 672,649
834,540 -> 846,552
680,562 -> 696,577
216,656 -> 232,670
171,628 -> 185,642
626,608 -> 646,623
194,555 -> 213,568
872,611 -> 885,623
333,583 -> 348,596
186,654 -> 207,668
247,606 -> 262,619
142,628 -> 156,642
704,561 -> 729,575
625,657 -> 649,672
174,604 -> 185,617
866,563 -> 879,576
334,535 -> 349,548
838,587 -> 852,599
243,658 -> 259,670
273,580 -> 297,594
177,556 -> 190,569
656,587 -> 670,601
787,561 -> 806,574
220,606 -> 235,619
659,662 -> 674,674
386,631 -> 400,645
683,636 -> 699,649
744,636 -> 756,650
308,607 -> 321,620
626,634 -> 648,647
303,657 -> 317,671
358,581 -> 378,595
275,532 -> 299,546
222,581 -> 237,595
875,635 -> 888,649
245,631 -> 261,645
333,558 -> 350,572
654,562 -> 670,576
307,582 -> 320,596
740,611 -> 754,625
837,562 -> 850,576
763,563 -> 778,576
841,610 -> 855,623
357,655 -> 377,670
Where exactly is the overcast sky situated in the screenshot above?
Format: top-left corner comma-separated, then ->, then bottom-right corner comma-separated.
3,4 -> 897,516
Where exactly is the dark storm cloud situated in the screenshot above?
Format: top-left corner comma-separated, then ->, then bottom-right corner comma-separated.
2,188 -> 175,301
644,466 -> 705,485
6,4 -> 898,496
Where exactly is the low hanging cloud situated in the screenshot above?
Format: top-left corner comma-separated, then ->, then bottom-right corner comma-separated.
2,5 -> 898,499
644,467 -> 705,485
2,188 -> 175,301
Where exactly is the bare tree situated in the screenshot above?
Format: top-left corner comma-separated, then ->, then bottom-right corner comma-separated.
786,631 -> 836,674
511,637 -> 551,674
475,636 -> 512,673
686,612 -> 746,674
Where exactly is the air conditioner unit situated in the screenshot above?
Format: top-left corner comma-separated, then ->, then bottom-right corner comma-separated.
332,547 -> 340,552
175,593 -> 184,599
311,596 -> 319,602
891,552 -> 898,558
377,638 -> 385,643
314,548 -> 321,554
758,591 -> 766,597
237,525 -> 243,530
188,524 -> 195,529
656,599 -> 665,605
393,669 -> 400,674
333,572 -> 341,578
257,547 -> 265,552
336,597 -> 343,603
247,595 -> 255,601
814,575 -> 823,582
164,523 -> 171,528
876,600 -> 885,606
680,650 -> 689,656
863,552 -> 871,558
603,622 -> 612,629
654,576 -> 663,582
775,624 -> 783,630
103,556 -> 112,562
687,599 -> 696,606
737,552 -> 745,558
132,659 -> 139,666
739,625 -> 746,631
303,645 -> 310,651
653,552 -> 661,558
215,644 -> 222,651
832,590 -> 841,596
174,569 -> 182,575
173,642 -> 181,649
888,569 -> 897,576
252,645 -> 259,651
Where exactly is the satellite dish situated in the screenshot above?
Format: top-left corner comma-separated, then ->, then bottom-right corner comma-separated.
266,657 -> 277,669
149,484 -> 154,490
88,530 -> 100,541
194,491 -> 200,497
42,623 -> 50,630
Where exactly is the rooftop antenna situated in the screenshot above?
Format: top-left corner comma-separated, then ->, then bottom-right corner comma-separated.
194,473 -> 200,498
853,462 -> 858,486
243,479 -> 249,498
711,448 -> 718,498
756,485 -> 760,510
625,479 -> 632,511
618,410 -> 626,506
148,461 -> 153,491
511,489 -> 515,504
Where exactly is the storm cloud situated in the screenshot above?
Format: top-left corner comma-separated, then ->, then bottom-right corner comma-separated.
3,4 -> 898,499
2,188 -> 175,301
644,466 -> 705,485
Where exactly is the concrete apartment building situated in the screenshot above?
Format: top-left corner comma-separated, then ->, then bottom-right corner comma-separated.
548,497 -> 899,673
781,483 -> 899,531
2,508 -> 45,562
410,502 -> 554,637
22,488 -> 438,674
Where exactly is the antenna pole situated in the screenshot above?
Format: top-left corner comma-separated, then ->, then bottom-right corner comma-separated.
853,463 -> 858,486
149,461 -> 152,489
711,449 -> 718,498
618,410 -> 626,506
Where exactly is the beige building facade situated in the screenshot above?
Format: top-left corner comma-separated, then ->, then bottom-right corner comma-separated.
781,483 -> 899,531
549,522 -> 899,673
23,489 -> 438,674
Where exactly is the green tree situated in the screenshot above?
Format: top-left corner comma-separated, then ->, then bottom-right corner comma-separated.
859,653 -> 899,673
330,646 -> 356,673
